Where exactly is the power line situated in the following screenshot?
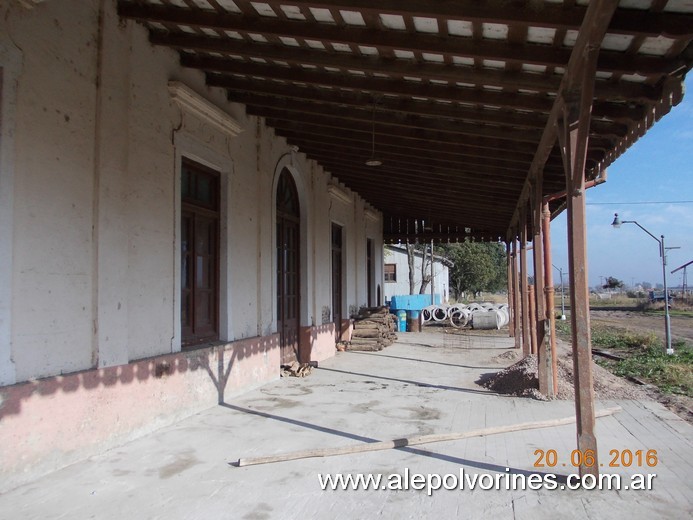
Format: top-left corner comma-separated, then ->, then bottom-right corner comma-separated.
586,200 -> 693,205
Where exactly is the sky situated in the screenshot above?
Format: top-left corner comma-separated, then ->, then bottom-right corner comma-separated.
547,74 -> 693,289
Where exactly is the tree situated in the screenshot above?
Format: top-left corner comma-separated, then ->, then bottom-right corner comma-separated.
442,241 -> 507,299
406,242 -> 416,294
405,241 -> 435,295
603,276 -> 624,290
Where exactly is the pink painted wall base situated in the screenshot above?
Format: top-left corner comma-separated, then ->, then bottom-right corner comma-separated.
0,335 -> 280,493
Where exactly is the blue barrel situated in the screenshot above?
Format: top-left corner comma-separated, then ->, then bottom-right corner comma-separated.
397,310 -> 407,332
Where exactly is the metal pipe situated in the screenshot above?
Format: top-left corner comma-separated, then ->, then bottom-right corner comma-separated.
507,241 -> 515,338
512,239 -> 522,349
528,285 -> 537,355
520,226 -> 531,357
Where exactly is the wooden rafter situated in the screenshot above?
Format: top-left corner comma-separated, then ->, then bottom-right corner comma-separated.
115,0 -> 691,240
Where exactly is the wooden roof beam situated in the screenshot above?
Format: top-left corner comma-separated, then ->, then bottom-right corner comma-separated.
246,104 -> 543,143
510,0 -> 620,233
116,4 -> 686,75
197,63 -> 555,113
225,87 -> 551,129
265,118 -> 540,155
260,1 -> 693,39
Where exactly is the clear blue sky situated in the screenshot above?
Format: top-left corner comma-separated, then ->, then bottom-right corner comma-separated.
548,74 -> 693,289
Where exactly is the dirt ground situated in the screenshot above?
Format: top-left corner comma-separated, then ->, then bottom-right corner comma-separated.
589,307 -> 693,343
429,306 -> 693,424
588,307 -> 693,422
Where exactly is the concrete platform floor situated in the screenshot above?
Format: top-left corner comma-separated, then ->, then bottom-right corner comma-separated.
1,332 -> 691,519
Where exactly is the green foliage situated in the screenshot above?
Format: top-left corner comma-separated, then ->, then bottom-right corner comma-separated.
441,241 -> 507,298
603,276 -> 625,290
591,324 -> 659,350
612,343 -> 693,396
555,320 -> 692,396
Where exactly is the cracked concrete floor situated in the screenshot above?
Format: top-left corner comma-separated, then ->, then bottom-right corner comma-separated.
1,332 -> 691,519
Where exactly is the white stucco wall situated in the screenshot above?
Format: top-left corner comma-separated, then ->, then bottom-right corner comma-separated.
0,0 -> 383,385
383,245 -> 450,304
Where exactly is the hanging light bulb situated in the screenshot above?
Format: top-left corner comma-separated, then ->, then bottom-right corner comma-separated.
365,100 -> 382,166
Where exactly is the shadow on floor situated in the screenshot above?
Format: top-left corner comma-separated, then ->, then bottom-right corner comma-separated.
318,366 -> 495,395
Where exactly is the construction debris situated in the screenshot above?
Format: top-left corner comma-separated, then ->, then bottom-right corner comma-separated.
345,307 -> 397,352
280,361 -> 315,378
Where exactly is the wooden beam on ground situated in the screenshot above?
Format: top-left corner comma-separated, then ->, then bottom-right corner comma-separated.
235,407 -> 622,467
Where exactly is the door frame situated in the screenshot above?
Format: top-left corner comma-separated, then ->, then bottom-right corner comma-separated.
276,169 -> 301,364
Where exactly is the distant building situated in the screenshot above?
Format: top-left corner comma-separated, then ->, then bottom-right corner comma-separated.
383,245 -> 452,304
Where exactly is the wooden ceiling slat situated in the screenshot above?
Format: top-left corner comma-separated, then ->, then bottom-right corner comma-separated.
178,40 -> 564,92
246,105 -> 543,143
173,39 -> 661,102
212,74 -> 645,125
260,1 -> 693,39
510,0 -> 620,232
118,3 -> 685,75
282,137 -> 539,171
115,0 -> 692,237
265,118 -> 542,154
188,58 -> 556,112
274,128 -> 542,165
225,87 -> 550,129
309,156 -> 529,190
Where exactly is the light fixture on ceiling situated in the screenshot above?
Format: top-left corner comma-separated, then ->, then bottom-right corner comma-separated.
365,100 -> 382,167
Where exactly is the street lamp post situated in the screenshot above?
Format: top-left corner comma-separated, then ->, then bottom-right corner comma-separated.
611,213 -> 674,355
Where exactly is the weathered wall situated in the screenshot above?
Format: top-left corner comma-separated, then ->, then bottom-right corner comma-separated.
0,0 -> 383,487
0,335 -> 279,493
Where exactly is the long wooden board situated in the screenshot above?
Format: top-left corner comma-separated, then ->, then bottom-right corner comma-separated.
236,406 -> 621,467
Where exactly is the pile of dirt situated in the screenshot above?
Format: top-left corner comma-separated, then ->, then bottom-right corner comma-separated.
479,355 -> 547,400
480,345 -> 647,401
555,353 -> 647,400
491,350 -> 520,363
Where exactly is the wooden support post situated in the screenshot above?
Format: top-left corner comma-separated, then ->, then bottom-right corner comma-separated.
533,183 -> 548,394
507,241 -> 515,338
519,223 -> 531,357
542,201 -> 558,397
512,238 -> 522,350
507,0 -> 618,479
557,40 -> 606,477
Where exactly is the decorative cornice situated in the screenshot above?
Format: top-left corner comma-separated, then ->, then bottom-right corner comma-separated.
168,81 -> 242,137
327,183 -> 352,205
364,207 -> 380,222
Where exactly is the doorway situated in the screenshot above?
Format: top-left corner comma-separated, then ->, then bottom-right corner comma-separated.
332,223 -> 343,340
276,170 -> 300,364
